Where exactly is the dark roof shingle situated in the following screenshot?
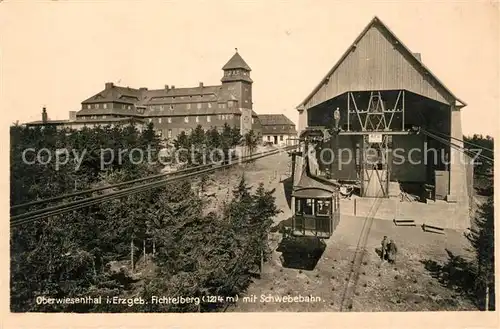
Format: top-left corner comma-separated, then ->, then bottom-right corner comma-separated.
222,52 -> 251,71
258,114 -> 297,135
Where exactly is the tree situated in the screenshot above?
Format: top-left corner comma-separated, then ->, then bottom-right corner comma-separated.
466,193 -> 495,310
243,130 -> 259,157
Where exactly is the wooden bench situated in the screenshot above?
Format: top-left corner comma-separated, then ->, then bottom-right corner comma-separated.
393,218 -> 416,226
421,223 -> 445,235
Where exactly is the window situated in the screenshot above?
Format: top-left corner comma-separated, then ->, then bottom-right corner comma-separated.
103,104 -> 107,109
252,118 -> 254,124
87,104 -> 91,109
267,136 -> 271,141
195,116 -> 199,123
159,105 -> 164,111
296,198 -> 314,216
207,115 -> 211,122
315,199 -> 331,216
102,115 -> 107,119
158,118 -> 162,124
184,116 -> 189,123
187,104 -> 191,110
167,129 -> 172,138
228,101 -> 234,107
167,117 -> 172,123
149,118 -> 153,123
303,199 -> 314,215
197,103 -> 202,109
122,104 -> 126,109
94,104 -> 99,109
170,105 -> 174,110
295,199 -> 302,214
208,103 -> 212,108
280,135 -> 284,141
128,105 -> 131,110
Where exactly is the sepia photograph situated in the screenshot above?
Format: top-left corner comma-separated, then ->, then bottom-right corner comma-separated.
2,0 -> 498,327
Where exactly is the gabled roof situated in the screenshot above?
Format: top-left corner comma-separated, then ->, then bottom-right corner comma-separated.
258,114 -> 296,126
82,86 -> 143,104
298,16 -> 466,109
258,114 -> 297,135
222,51 -> 251,71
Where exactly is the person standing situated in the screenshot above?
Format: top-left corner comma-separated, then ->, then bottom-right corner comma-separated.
334,107 -> 341,131
387,239 -> 398,264
380,236 -> 388,261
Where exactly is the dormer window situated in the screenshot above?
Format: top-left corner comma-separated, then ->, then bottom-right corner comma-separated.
228,101 -> 234,107
87,104 -> 91,109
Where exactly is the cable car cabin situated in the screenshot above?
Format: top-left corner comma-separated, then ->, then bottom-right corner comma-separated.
291,154 -> 340,239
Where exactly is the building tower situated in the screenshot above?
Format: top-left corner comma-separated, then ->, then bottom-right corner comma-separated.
221,49 -> 253,135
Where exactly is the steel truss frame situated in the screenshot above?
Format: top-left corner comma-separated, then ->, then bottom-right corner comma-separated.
346,90 -> 406,133
344,90 -> 406,197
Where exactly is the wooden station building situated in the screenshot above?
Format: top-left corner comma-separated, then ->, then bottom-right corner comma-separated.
294,16 -> 472,209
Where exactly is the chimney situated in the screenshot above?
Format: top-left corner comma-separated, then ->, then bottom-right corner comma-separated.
171,85 -> 175,89
42,107 -> 48,123
139,87 -> 148,91
199,82 -> 204,88
164,84 -> 169,91
69,111 -> 77,121
105,82 -> 114,90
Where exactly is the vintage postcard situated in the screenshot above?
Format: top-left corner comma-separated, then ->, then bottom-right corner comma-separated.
2,0 -> 498,328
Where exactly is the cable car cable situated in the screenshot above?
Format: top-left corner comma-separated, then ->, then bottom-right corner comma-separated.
425,129 -> 494,153
10,147 -> 292,226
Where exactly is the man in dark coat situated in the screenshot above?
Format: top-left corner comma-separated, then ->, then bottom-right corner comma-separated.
387,239 -> 398,264
380,236 -> 388,261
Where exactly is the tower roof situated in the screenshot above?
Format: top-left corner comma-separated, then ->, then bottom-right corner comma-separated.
222,51 -> 251,71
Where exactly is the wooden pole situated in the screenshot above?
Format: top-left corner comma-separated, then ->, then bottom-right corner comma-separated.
143,239 -> 146,262
485,285 -> 489,311
130,238 -> 134,271
260,247 -> 264,276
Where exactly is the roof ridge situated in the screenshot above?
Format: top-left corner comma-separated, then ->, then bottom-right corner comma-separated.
297,16 -> 466,108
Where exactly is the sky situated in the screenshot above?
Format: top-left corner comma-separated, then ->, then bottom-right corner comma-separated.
0,0 -> 498,136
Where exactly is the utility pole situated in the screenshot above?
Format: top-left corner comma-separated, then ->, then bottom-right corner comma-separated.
485,285 -> 489,311
130,238 -> 134,272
